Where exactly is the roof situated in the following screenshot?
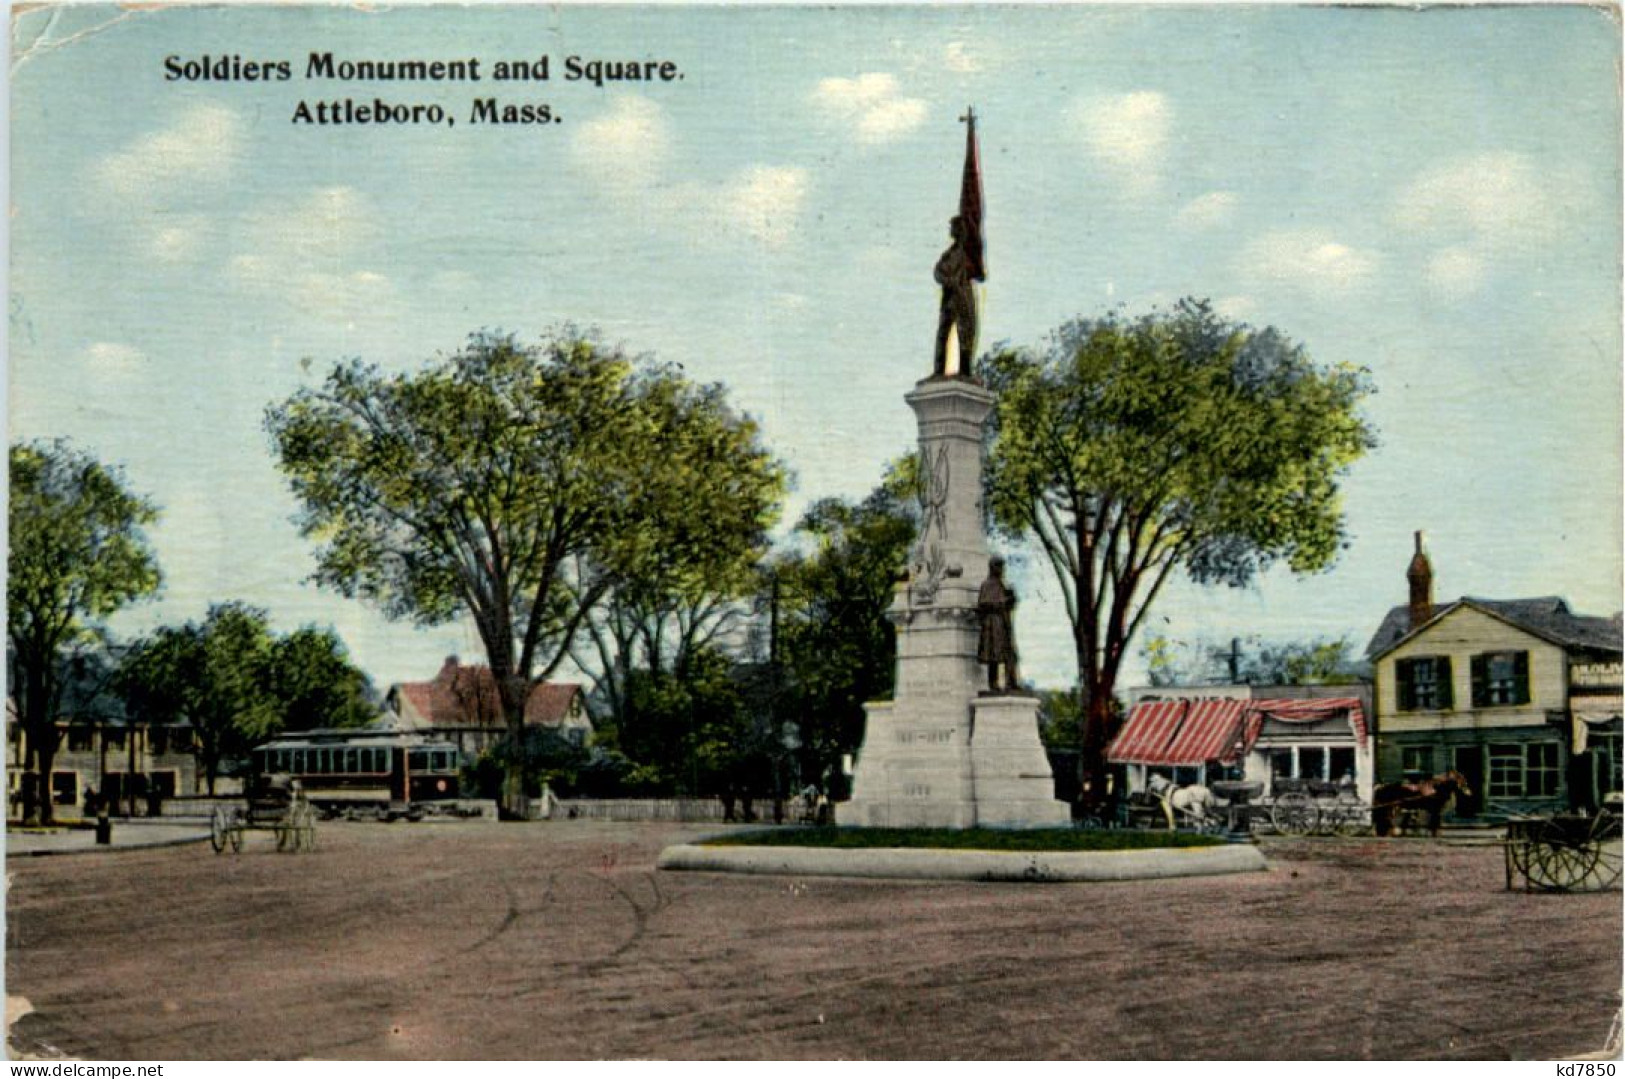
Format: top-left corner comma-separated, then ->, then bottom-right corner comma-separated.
386,659 -> 584,732
1366,597 -> 1623,660
1107,699 -> 1249,767
1107,697 -> 1367,767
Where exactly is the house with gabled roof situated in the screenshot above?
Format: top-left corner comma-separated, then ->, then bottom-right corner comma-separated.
1366,533 -> 1622,818
382,655 -> 592,759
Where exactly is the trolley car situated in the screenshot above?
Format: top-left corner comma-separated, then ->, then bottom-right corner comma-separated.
252,730 -> 464,820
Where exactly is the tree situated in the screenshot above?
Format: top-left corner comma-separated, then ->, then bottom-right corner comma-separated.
984,299 -> 1375,795
1142,633 -> 1367,687
271,628 -> 378,731
8,441 -> 161,824
774,459 -> 918,793
116,603 -> 282,794
265,330 -> 785,815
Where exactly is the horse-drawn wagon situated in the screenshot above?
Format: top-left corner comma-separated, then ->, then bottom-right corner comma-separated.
209,776 -> 317,854
1116,776 -> 1369,836
1504,806 -> 1622,892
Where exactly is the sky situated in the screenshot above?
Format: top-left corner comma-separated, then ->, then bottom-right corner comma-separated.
8,3 -> 1622,694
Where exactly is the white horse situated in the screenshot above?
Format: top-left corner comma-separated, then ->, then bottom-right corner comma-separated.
1145,775 -> 1227,830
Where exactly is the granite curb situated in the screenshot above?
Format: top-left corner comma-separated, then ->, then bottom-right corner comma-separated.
656,840 -> 1267,882
6,826 -> 212,858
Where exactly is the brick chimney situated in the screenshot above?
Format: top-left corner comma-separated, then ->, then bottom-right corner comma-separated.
1406,531 -> 1433,629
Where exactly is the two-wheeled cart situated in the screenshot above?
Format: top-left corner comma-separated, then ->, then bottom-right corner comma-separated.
209,777 -> 317,854
1504,809 -> 1621,892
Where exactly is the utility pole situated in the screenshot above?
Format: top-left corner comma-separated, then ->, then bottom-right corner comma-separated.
1213,637 -> 1245,684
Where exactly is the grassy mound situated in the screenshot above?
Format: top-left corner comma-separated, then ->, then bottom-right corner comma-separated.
701,827 -> 1223,852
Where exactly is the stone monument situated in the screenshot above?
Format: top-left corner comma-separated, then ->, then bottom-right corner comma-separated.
842,111 -> 1069,829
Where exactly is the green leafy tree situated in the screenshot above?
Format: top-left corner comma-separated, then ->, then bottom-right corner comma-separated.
1141,632 -> 1366,687
265,330 -> 785,815
8,441 -> 161,823
116,603 -> 283,794
984,299 -> 1375,793
272,628 -> 378,731
774,459 -> 918,793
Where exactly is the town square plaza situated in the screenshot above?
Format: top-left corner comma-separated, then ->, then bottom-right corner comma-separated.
6,819 -> 1619,1060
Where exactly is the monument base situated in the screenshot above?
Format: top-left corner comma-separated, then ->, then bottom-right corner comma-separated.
841,694 -> 1070,830
842,700 -> 977,828
969,695 -> 1072,828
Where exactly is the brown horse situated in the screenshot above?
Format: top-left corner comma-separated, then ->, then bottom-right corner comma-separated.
1372,770 -> 1472,836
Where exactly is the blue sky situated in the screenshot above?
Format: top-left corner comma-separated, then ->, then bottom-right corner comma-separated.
9,4 -> 1621,692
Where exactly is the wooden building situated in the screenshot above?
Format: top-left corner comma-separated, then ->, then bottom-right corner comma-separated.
6,699 -> 201,820
1366,533 -> 1622,818
382,655 -> 592,757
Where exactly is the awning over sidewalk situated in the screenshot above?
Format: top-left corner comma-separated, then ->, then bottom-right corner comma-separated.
1237,697 -> 1368,749
1106,699 -> 1249,766
1107,696 -> 1367,767
1572,698 -> 1622,754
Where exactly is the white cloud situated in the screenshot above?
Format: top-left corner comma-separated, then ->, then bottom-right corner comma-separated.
225,187 -> 394,322
149,217 -> 208,263
1395,152 -> 1578,297
570,97 -> 807,249
1240,230 -> 1379,292
1395,152 -> 1560,245
943,42 -> 982,74
719,166 -> 808,247
1176,191 -> 1238,231
570,95 -> 673,188
1425,245 -> 1488,299
228,186 -> 379,284
812,73 -> 928,144
94,104 -> 241,199
1072,91 -> 1170,189
82,342 -> 145,381
1212,295 -> 1257,321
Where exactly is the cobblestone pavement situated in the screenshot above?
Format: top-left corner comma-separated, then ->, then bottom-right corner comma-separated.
7,822 -> 1620,1060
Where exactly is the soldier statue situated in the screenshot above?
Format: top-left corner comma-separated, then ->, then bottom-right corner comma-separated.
932,215 -> 980,379
977,557 -> 1020,693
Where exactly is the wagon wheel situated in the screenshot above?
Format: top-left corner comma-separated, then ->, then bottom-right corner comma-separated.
1591,810 -> 1622,889
1524,817 -> 1603,892
1507,836 -> 1536,883
227,816 -> 243,853
1334,802 -> 1371,837
1270,790 -> 1320,836
297,802 -> 317,853
209,806 -> 230,853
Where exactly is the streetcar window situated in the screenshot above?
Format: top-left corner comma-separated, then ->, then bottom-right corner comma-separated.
321,749 -> 332,774
364,748 -> 380,773
340,748 -> 354,773
435,751 -> 450,772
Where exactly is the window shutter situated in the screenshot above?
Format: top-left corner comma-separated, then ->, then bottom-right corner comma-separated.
1395,659 -> 1416,711
1514,651 -> 1530,705
1437,656 -> 1454,710
1470,654 -> 1488,708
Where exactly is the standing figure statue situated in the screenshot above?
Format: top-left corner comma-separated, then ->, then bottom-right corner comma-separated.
977,557 -> 1020,693
933,215 -> 980,380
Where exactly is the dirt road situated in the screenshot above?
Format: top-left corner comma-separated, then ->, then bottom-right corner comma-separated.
7,821 -> 1619,1059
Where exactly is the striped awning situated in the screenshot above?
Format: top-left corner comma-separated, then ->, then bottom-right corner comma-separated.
1106,699 -> 1249,766
1238,697 -> 1368,749
1108,696 -> 1368,767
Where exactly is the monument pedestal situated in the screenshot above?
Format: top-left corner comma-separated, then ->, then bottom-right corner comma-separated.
841,377 -> 1069,829
970,695 -> 1072,828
